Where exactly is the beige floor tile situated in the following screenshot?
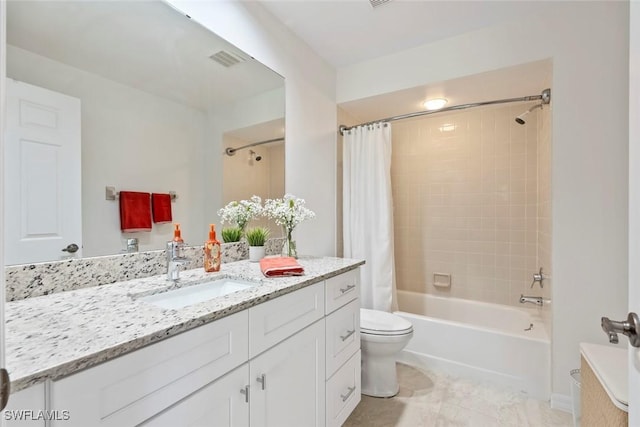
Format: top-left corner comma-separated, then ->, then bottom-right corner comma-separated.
344,363 -> 574,427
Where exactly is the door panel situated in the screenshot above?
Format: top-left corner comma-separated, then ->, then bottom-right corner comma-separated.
629,1 -> 639,422
5,79 -> 81,264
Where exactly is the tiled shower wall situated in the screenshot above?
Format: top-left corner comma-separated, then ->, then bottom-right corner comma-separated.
393,104 -> 546,306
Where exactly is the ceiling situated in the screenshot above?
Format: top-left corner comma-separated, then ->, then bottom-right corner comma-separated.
257,0 -> 552,124
7,1 -> 284,111
257,0 -> 546,68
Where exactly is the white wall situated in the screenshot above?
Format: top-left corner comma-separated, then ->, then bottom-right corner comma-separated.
337,1 -> 629,397
7,45 -> 207,255
166,0 -> 337,257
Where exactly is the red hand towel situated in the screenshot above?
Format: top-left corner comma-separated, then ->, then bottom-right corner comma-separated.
152,193 -> 172,224
119,191 -> 152,232
259,256 -> 305,277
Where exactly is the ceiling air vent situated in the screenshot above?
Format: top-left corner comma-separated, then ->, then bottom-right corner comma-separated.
369,0 -> 392,8
209,50 -> 245,67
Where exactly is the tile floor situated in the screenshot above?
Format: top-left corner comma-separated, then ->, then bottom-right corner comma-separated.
344,363 -> 574,427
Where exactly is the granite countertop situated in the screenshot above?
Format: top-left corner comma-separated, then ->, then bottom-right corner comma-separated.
6,256 -> 364,392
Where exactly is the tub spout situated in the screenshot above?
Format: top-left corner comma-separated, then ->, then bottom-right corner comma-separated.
519,294 -> 543,306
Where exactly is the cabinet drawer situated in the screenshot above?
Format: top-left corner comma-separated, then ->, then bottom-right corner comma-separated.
51,310 -> 248,427
326,350 -> 361,427
325,298 -> 360,378
249,282 -> 324,358
325,269 -> 359,314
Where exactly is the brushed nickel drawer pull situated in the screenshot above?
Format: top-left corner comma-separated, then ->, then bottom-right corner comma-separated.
339,284 -> 356,294
340,386 -> 356,402
256,374 -> 266,390
240,385 -> 249,403
340,329 -> 356,341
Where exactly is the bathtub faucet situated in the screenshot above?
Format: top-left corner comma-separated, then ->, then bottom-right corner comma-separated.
519,294 -> 543,306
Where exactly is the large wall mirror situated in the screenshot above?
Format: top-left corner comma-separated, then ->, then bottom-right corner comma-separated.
5,0 -> 285,265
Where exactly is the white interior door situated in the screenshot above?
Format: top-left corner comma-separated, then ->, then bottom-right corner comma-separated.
629,2 -> 639,424
4,79 -> 81,265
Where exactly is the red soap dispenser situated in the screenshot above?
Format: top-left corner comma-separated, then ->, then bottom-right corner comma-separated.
204,224 -> 221,272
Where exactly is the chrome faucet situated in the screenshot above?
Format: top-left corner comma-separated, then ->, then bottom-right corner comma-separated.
167,241 -> 189,281
519,294 -> 543,306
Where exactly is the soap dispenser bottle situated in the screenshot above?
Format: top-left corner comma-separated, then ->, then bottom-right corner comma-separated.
204,224 -> 221,272
173,223 -> 184,243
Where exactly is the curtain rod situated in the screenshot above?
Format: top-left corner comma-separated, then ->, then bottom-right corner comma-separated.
339,88 -> 551,135
224,137 -> 284,156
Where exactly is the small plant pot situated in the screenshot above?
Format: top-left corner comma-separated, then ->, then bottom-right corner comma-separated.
249,246 -> 265,262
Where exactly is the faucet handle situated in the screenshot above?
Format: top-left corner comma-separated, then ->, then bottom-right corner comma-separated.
530,268 -> 545,288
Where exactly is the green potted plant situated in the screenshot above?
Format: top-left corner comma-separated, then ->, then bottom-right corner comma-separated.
245,226 -> 270,262
221,226 -> 243,243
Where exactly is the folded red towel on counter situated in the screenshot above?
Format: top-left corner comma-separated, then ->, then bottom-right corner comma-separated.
152,193 -> 172,224
119,191 -> 152,232
260,256 -> 305,277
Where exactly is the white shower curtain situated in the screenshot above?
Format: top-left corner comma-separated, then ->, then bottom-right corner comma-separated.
343,123 -> 396,312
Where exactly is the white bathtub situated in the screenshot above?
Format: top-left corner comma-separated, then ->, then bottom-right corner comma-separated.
394,290 -> 550,399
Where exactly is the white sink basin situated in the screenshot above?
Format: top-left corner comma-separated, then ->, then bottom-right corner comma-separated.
141,278 -> 258,310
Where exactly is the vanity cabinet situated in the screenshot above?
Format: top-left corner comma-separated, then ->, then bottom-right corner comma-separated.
44,271 -> 359,427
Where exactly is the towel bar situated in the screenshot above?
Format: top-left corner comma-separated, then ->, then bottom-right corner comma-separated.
105,186 -> 177,202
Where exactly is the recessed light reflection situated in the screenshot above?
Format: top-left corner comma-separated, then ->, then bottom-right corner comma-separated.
423,98 -> 448,111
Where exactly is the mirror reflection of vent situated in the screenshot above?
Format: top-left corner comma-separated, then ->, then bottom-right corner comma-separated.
209,50 -> 245,67
369,0 -> 392,8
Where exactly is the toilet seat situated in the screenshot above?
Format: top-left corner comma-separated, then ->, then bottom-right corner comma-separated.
360,308 -> 413,336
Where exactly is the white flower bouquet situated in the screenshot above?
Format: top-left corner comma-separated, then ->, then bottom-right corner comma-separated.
217,195 -> 263,232
264,194 -> 315,257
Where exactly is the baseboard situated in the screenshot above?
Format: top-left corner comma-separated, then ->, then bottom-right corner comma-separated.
550,393 -> 574,414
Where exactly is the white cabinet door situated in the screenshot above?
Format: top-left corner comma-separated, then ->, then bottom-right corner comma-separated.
142,364 -> 249,427
249,282 -> 324,358
5,79 -> 82,265
3,384 -> 47,427
250,319 -> 326,427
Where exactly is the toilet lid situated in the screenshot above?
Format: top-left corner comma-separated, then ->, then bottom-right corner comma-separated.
360,308 -> 413,336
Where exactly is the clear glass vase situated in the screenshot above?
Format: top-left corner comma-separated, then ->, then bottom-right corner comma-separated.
282,226 -> 297,258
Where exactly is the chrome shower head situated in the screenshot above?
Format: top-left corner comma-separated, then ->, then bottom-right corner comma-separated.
515,112 -> 529,125
248,150 -> 262,164
515,103 -> 543,125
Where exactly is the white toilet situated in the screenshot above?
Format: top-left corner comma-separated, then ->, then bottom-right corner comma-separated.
360,308 -> 414,397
